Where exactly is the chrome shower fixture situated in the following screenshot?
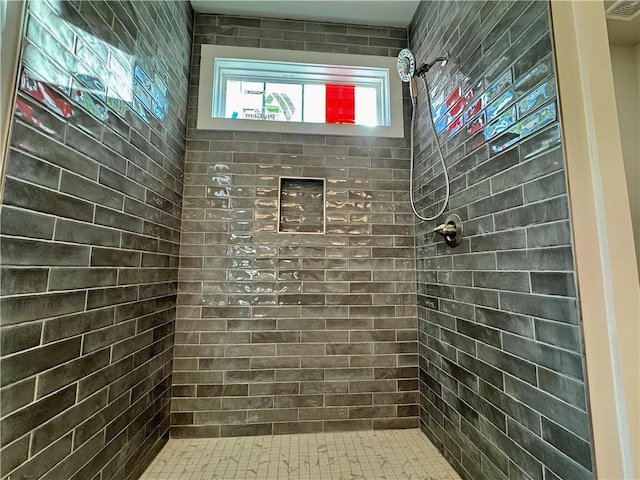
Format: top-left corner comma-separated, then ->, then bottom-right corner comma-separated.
397,48 -> 452,223
414,54 -> 449,77
433,213 -> 463,248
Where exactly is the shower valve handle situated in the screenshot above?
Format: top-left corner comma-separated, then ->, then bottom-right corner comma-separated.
433,223 -> 457,237
432,214 -> 463,248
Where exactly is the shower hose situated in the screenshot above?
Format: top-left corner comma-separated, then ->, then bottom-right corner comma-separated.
408,74 -> 450,221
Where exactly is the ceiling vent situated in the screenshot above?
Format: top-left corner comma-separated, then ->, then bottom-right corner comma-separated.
605,0 -> 640,20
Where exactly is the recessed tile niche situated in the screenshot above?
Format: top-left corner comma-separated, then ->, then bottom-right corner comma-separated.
278,177 -> 325,234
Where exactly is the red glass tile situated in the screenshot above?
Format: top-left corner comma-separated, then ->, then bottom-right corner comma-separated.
446,98 -> 466,124
445,86 -> 462,110
448,115 -> 463,136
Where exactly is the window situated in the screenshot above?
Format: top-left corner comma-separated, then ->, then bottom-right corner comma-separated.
197,45 -> 404,137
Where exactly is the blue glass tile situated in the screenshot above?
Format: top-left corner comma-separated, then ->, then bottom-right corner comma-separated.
135,66 -> 152,92
74,73 -> 106,100
486,89 -> 514,122
484,106 -> 516,141
432,101 -> 447,122
485,68 -> 512,104
519,101 -> 556,135
435,116 -> 446,134
431,90 -> 445,113
490,101 -> 556,154
517,78 -> 556,118
513,58 -> 552,95
489,128 -> 522,155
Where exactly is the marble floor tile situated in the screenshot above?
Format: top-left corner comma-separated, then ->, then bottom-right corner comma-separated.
141,429 -> 461,479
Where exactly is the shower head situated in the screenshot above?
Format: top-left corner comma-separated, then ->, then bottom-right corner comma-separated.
414,53 -> 450,77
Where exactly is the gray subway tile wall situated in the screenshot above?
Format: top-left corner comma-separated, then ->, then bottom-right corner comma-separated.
175,13 -> 419,438
409,2 -> 593,480
0,1 -> 192,479
0,1 -> 597,479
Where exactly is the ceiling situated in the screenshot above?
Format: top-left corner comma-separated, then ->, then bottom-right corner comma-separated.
189,1 -> 420,27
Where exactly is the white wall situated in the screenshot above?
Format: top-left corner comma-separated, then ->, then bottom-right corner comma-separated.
552,2 -> 640,477
610,43 -> 640,275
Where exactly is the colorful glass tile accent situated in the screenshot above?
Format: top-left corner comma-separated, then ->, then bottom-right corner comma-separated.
432,101 -> 448,122
485,68 -> 512,104
446,98 -> 466,125
106,95 -> 129,118
513,58 -> 552,95
464,96 -> 484,123
435,116 -> 446,134
71,80 -> 109,121
448,115 -> 464,137
15,97 -> 57,136
445,86 -> 462,109
431,91 -> 445,112
20,69 -> 73,118
484,106 -> 516,141
75,73 -> 106,100
517,78 -> 556,119
467,112 -> 486,136
464,79 -> 483,103
135,65 -> 169,121
490,101 -> 556,154
486,89 -> 514,123
134,81 -> 153,112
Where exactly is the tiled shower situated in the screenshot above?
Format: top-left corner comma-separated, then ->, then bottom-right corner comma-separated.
0,1 -> 593,480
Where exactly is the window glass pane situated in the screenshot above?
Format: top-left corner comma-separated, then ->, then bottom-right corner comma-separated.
264,82 -> 302,122
355,86 -> 378,126
225,79 -> 264,119
303,84 -> 325,124
325,84 -> 355,125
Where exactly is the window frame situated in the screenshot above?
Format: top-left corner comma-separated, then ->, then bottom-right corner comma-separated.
197,44 -> 404,138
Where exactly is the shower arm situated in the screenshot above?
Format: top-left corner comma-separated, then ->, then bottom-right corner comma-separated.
414,55 -> 449,77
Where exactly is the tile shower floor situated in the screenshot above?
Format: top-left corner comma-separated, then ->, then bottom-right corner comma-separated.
140,429 -> 461,480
